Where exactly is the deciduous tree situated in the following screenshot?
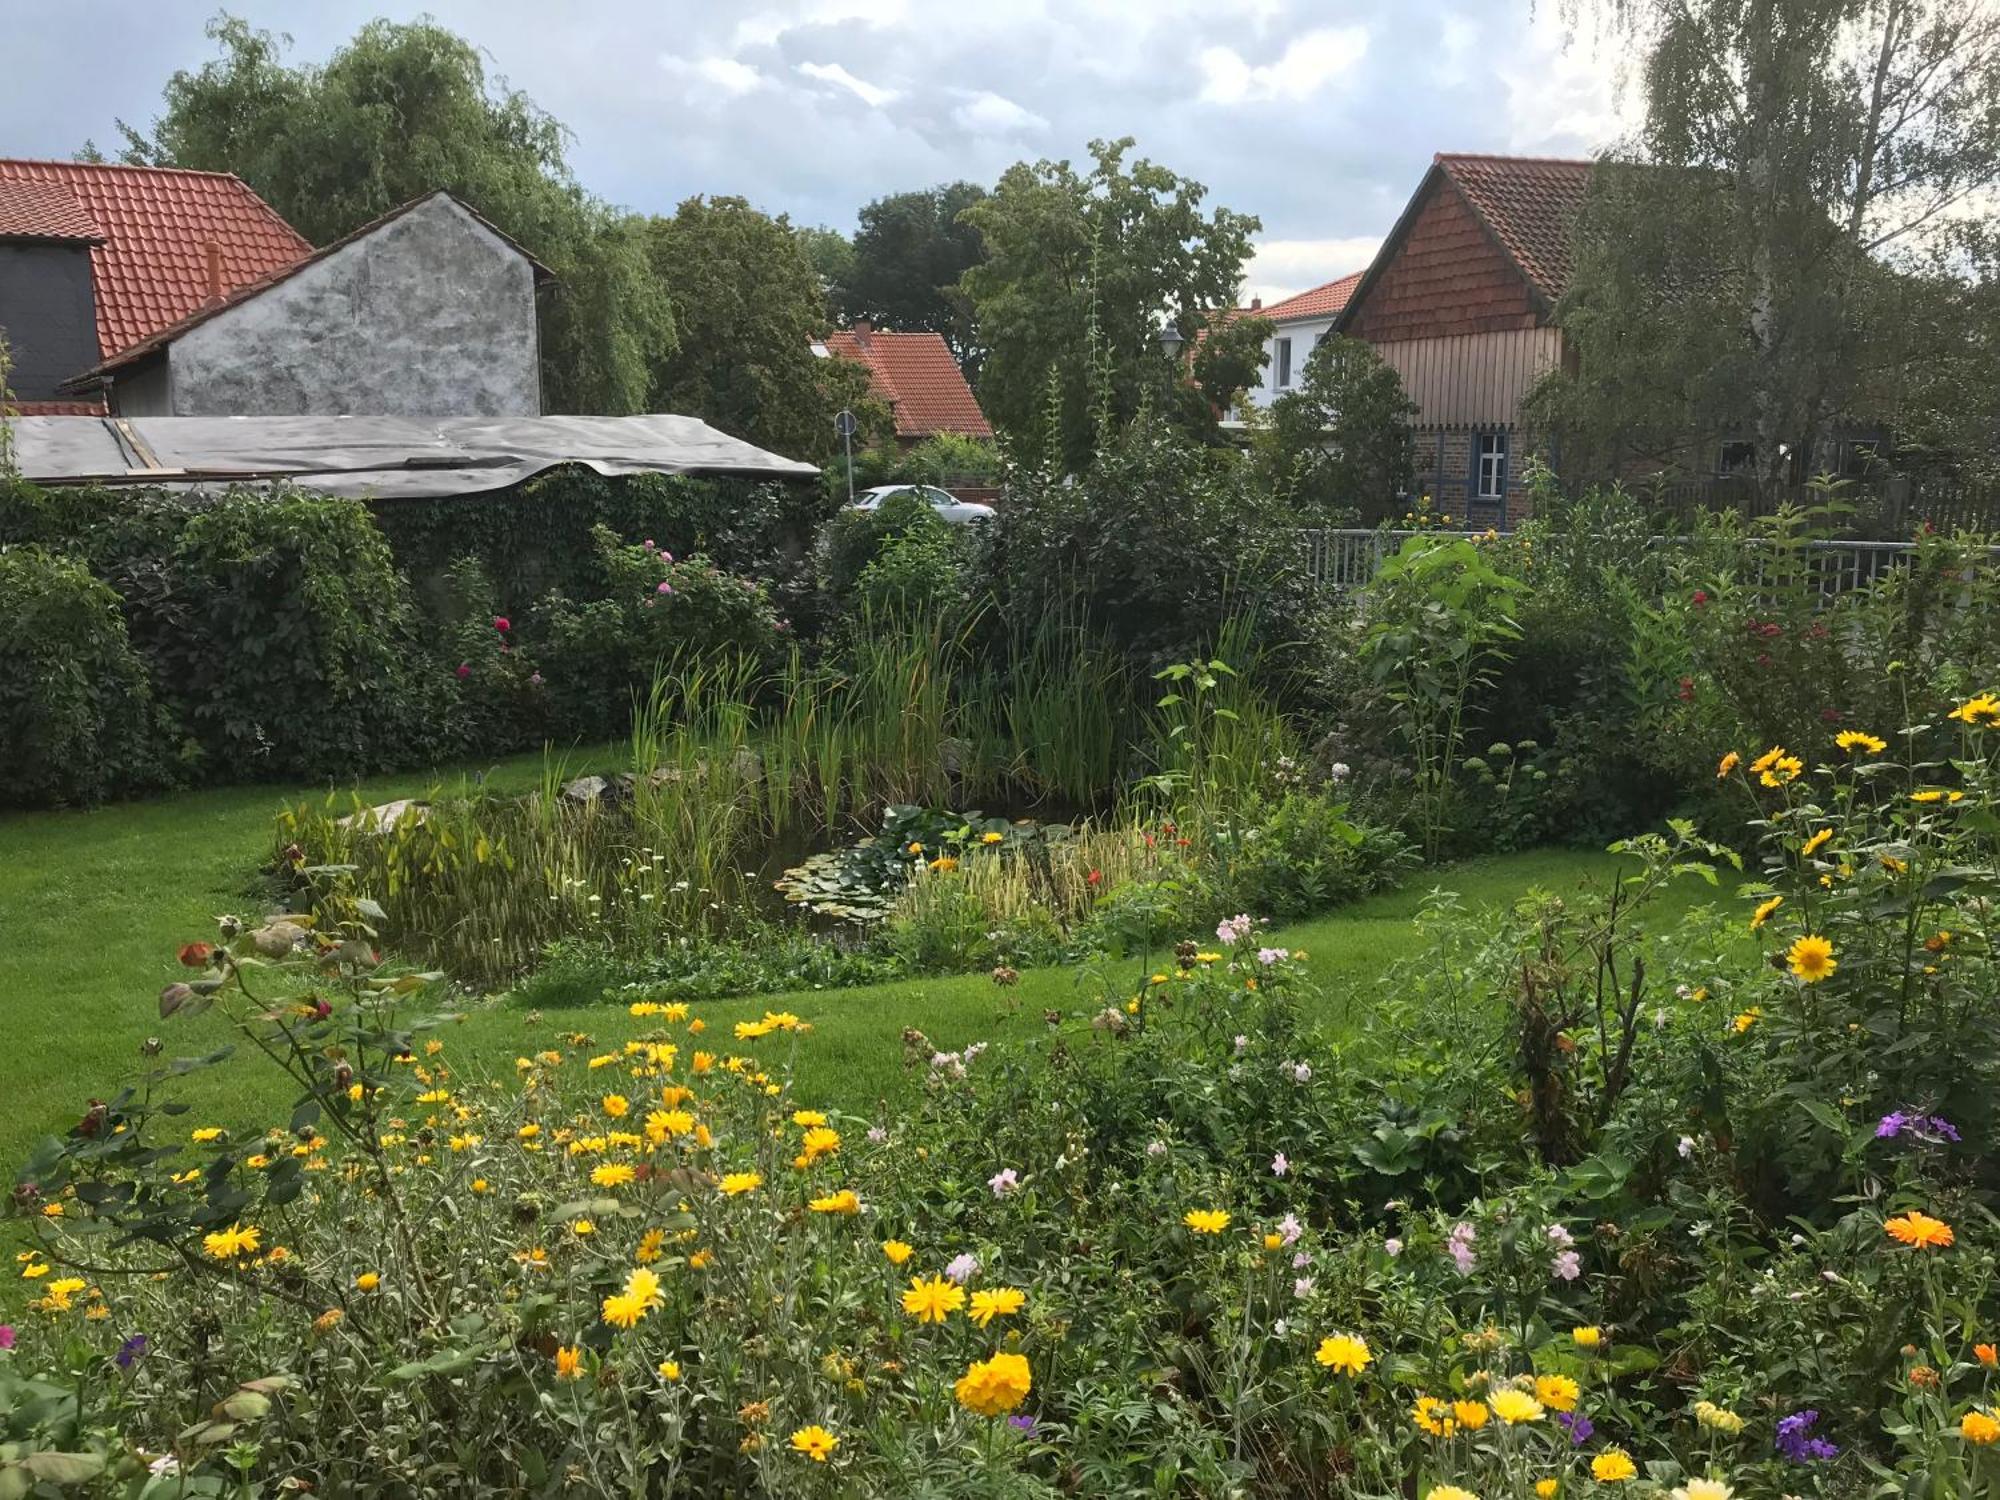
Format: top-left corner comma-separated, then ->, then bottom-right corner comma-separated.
840,183 -> 988,376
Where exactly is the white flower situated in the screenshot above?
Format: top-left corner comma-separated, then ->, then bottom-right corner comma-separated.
1272,1318 -> 1289,1336
1271,1152 -> 1289,1177
1677,1135 -> 1696,1158
1293,1277 -> 1315,1299
1233,1035 -> 1249,1055
867,1126 -> 888,1144
1329,761 -> 1351,781
1288,1062 -> 1312,1084
944,1253 -> 979,1284
1383,1237 -> 1403,1257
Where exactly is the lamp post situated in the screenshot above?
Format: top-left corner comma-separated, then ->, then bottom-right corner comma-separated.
1156,321 -> 1185,362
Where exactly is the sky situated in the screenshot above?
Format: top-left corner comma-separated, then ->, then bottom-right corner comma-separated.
0,1 -> 1639,305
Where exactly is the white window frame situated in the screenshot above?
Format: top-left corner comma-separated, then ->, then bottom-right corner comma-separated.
1274,336 -> 1292,389
1476,432 -> 1508,500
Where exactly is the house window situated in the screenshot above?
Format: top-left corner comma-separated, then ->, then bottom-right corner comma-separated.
1476,431 -> 1508,500
1274,337 -> 1292,388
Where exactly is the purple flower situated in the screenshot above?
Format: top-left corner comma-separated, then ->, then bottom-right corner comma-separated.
455,662 -> 471,680
115,1334 -> 148,1370
0,1325 -> 13,1350
1876,1111 -> 1911,1138
945,1253 -> 979,1285
1271,1152 -> 1289,1177
1216,914 -> 1255,944
1447,1221 -> 1477,1275
866,1125 -> 888,1145
1878,1110 -> 1962,1144
1556,1410 -> 1594,1446
1256,946 -> 1289,965
1008,1415 -> 1035,1434
1929,1115 -> 1963,1142
988,1168 -> 1019,1198
528,671 -> 544,687
1552,1249 -> 1582,1281
1288,1061 -> 1312,1084
1776,1408 -> 1839,1463
1546,1223 -> 1575,1249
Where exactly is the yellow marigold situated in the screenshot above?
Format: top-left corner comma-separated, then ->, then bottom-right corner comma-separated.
1978,1342 -> 1998,1368
1950,693 -> 2000,728
1886,1210 -> 1955,1249
882,1239 -> 914,1266
1716,750 -> 1740,778
901,1274 -> 965,1324
591,1163 -> 636,1188
792,1110 -> 828,1127
657,1359 -> 681,1381
809,1190 -> 861,1215
601,1291 -> 647,1329
1962,1408 -> 2000,1444
954,1351 -> 1033,1417
1591,1449 -> 1637,1482
554,1345 -> 584,1380
355,1271 -> 380,1292
191,1127 -> 224,1142
1534,1373 -> 1580,1412
968,1287 -> 1026,1328
1801,827 -> 1832,857
1536,1483 -> 1559,1499
1787,934 -> 1837,983
1572,1325 -> 1603,1349
1750,894 -> 1783,930
1836,729 -> 1886,754
797,1125 -> 842,1164
1183,1209 -> 1231,1235
718,1172 -> 763,1196
1452,1399 -> 1490,1431
1490,1388 -> 1544,1424
790,1424 -> 839,1462
601,1094 -> 630,1118
1426,1489 -> 1480,1500
1314,1333 -> 1371,1376
202,1222 -> 261,1260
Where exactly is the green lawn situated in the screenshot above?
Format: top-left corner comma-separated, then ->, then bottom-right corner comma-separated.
1,736 -> 1711,1179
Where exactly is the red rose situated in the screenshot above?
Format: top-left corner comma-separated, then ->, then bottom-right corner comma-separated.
178,941 -> 214,968
493,615 -> 511,632
1692,590 -> 1709,606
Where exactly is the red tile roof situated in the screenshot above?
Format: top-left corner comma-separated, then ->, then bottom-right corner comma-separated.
4,399 -> 107,415
0,159 -> 311,360
1260,271 -> 1363,323
79,190 -> 555,380
0,180 -> 102,243
821,326 -> 991,441
1433,153 -> 1593,305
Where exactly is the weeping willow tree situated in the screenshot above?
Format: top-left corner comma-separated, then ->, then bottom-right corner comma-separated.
1537,0 -> 2000,485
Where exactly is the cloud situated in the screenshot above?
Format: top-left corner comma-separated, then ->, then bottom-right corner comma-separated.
657,54 -> 764,97
796,60 -> 900,107
951,91 -> 1049,135
1244,236 -> 1385,305
732,0 -> 911,52
1198,25 -> 1370,105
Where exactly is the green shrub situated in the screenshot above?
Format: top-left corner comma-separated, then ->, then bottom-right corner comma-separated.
1222,792 -> 1416,920
0,547 -> 159,806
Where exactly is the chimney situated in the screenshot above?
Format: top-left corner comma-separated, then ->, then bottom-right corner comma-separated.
852,319 -> 872,349
203,241 -> 224,306
1250,297 -> 1262,310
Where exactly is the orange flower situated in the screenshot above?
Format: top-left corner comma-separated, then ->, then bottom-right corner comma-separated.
1886,1211 -> 1955,1250
1976,1342 -> 1997,1368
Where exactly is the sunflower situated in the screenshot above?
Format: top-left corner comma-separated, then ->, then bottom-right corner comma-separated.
1950,693 -> 2000,728
1836,729 -> 1887,754
1750,894 -> 1784,930
1787,934 -> 1837,983
1886,1210 -> 1955,1249
1801,827 -> 1832,857
1760,754 -> 1805,788
1716,750 -> 1740,778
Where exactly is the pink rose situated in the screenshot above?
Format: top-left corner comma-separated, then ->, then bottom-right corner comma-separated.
455,662 -> 471,680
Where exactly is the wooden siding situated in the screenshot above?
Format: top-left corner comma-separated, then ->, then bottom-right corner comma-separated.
1345,178 -> 1540,342
1378,327 -> 1565,429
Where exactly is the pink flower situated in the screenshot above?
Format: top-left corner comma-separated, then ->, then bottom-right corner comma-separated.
1271,1152 -> 1289,1177
1552,1249 -> 1582,1281
643,539 -> 656,550
529,672 -> 544,687
1447,1221 -> 1477,1275
945,1253 -> 979,1284
0,1325 -> 14,1350
656,581 -> 674,595
1278,1213 -> 1303,1246
492,615 -> 510,632
988,1168 -> 1020,1198
455,663 -> 471,680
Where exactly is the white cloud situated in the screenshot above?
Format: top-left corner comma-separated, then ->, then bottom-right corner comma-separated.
796,60 -> 901,107
1499,23 -> 1638,154
657,54 -> 764,97
1244,235 -> 1385,306
1198,25 -> 1370,104
952,90 -> 1049,135
732,0 -> 912,51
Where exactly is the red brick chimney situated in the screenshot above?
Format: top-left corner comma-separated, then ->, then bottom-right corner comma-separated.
1250,296 -> 1262,310
851,319 -> 872,349
203,241 -> 224,305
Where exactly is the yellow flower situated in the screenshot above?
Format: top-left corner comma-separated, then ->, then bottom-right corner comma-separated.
968,1287 -> 1026,1328
718,1172 -> 763,1196
40,1277 -> 87,1311
1314,1333 -> 1371,1376
1412,1395 -> 1459,1436
1836,729 -> 1886,754
1886,1210 -> 1955,1249
1536,1483 -> 1560,1499
1750,894 -> 1783,930
790,1424 -> 839,1462
796,1125 -> 841,1165
601,1094 -> 630,1118
1801,827 -> 1831,856
355,1271 -> 381,1292
928,855 -> 959,872
470,1178 -> 489,1194
1787,934 -> 1837,983
591,1163 -> 636,1188
1749,745 -> 1786,775
554,1345 -> 584,1380
1534,1373 -> 1579,1412
1263,1232 -> 1283,1251
688,1249 -> 714,1269
1490,1388 -> 1545,1424
1671,1486 -> 1732,1500
954,1351 -> 1032,1416
1183,1209 -> 1231,1234
570,1218 -> 596,1237
601,1291 -> 646,1329
981,830 -> 1004,844
792,1110 -> 828,1127
20,1262 -> 49,1280
882,1239 -> 915,1266
202,1223 -> 262,1260
312,1308 -> 344,1334
1426,1489 -> 1480,1500
1733,1007 -> 1762,1033
657,1359 -> 681,1381
191,1127 -> 224,1142
901,1275 -> 966,1323
1950,693 -> 2000,728
1694,1399 -> 1746,1433
1716,750 -> 1739,778
1591,1449 -> 1638,1482
1452,1399 -> 1490,1431
1759,754 -> 1804,787
809,1190 -> 861,1215
1572,1325 -> 1603,1349
1961,1408 -> 2000,1444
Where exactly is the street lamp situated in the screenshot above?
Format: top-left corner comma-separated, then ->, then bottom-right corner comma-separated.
1156,321 -> 1185,361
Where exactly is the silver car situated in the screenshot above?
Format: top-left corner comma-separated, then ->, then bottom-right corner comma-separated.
848,484 -> 996,524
